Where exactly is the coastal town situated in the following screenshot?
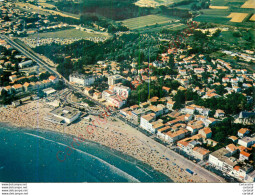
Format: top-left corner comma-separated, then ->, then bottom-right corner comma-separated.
0,0 -> 255,184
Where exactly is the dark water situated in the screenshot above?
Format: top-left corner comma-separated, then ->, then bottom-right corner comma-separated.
0,124 -> 172,182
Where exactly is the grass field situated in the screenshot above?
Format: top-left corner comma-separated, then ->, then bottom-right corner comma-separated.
27,29 -> 109,39
194,15 -> 231,23
210,0 -> 246,6
120,15 -> 175,30
139,23 -> 186,33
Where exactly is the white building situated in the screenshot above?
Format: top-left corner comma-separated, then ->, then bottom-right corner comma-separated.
108,75 -> 123,86
140,113 -> 156,133
18,60 -> 33,68
69,73 -> 96,86
111,84 -> 131,98
208,148 -> 237,172
49,106 -> 81,124
238,137 -> 255,148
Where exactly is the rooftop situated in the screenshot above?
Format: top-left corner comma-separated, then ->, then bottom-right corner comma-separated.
51,106 -> 81,120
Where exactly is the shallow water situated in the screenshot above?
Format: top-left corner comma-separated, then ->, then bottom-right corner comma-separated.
0,124 -> 172,182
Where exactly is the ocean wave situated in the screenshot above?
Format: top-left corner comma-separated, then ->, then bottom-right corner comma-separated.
23,132 -> 140,182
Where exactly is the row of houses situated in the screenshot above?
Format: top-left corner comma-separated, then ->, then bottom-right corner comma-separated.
0,75 -> 58,95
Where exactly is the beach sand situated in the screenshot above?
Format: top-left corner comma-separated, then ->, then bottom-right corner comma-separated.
0,101 -> 211,183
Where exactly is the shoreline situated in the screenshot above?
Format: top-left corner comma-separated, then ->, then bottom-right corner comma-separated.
0,123 -> 172,182
0,101 -> 213,183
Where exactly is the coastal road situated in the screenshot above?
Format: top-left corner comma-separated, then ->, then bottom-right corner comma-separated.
115,117 -> 225,183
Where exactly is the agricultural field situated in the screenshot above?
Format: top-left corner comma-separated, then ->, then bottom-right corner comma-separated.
241,0 -> 255,8
209,5 -> 229,9
194,0 -> 255,28
194,15 -> 231,23
227,12 -> 249,22
135,0 -> 175,7
27,29 -> 109,39
210,0 -> 246,6
250,14 -> 255,21
139,23 -> 186,33
120,15 -> 176,30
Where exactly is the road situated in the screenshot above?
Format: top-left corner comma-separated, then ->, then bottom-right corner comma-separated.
0,35 -> 106,107
116,115 -> 225,182
2,34 -> 225,183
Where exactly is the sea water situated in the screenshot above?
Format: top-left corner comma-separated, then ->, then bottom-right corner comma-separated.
0,124 -> 172,182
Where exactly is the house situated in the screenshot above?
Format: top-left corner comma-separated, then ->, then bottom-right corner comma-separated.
157,126 -> 171,140
162,86 -> 171,93
238,137 -> 255,148
48,75 -> 58,83
102,90 -> 114,100
164,129 -> 188,143
194,68 -> 205,74
198,127 -> 212,139
206,139 -> 218,147
238,128 -> 250,138
131,108 -> 150,123
184,114 -> 193,121
228,136 -> 238,143
184,106 -> 195,114
18,60 -> 33,68
140,113 -> 156,133
239,151 -> 251,161
226,144 -> 238,155
69,73 -> 96,86
186,121 -> 204,135
3,86 -> 12,94
151,120 -> 164,134
12,84 -> 23,93
192,147 -> 210,160
177,137 -> 201,154
9,74 -> 17,82
111,84 -> 131,98
108,75 -> 124,86
208,148 -> 237,172
236,111 -> 255,125
166,100 -> 175,110
107,95 -> 126,109
214,109 -> 225,118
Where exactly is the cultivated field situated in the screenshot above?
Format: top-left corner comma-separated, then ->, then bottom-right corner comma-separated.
241,0 -> 255,8
209,5 -> 229,9
227,12 -> 249,22
250,14 -> 255,21
27,29 -> 109,39
120,15 -> 174,30
135,0 -> 174,7
140,23 -> 186,33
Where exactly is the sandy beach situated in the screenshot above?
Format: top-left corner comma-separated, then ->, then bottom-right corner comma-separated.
0,101 -> 215,183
